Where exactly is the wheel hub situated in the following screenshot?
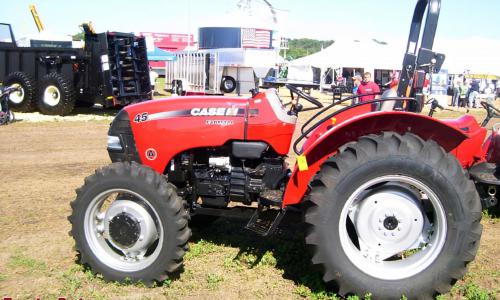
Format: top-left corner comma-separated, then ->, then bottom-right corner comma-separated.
43,85 -> 61,106
351,184 -> 428,260
103,200 -> 158,253
109,213 -> 141,248
8,84 -> 24,104
383,216 -> 398,230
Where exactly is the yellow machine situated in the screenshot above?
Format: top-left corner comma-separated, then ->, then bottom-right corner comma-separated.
29,4 -> 44,32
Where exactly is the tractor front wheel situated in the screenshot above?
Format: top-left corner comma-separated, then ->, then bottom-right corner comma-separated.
306,132 -> 482,299
69,162 -> 191,284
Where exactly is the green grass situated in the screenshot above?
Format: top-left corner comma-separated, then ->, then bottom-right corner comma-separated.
8,253 -> 47,274
61,265 -> 83,294
185,239 -> 221,260
205,273 -> 224,290
482,206 -> 500,223
294,284 -> 339,299
450,282 -> 497,300
58,264 -> 107,299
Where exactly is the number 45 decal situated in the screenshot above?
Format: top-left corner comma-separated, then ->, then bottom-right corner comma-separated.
134,112 -> 148,123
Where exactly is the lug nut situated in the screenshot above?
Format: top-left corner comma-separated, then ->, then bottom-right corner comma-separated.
96,212 -> 105,221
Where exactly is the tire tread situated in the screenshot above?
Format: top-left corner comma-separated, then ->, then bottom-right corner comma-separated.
69,161 -> 191,285
305,132 -> 482,299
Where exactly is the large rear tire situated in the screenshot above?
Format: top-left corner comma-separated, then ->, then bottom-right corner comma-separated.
305,132 -> 482,299
4,72 -> 37,112
37,72 -> 76,115
69,162 -> 191,284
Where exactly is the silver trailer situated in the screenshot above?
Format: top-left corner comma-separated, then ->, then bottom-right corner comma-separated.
165,48 -> 280,95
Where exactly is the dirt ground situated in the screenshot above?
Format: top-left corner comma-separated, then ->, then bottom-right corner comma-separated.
0,93 -> 498,299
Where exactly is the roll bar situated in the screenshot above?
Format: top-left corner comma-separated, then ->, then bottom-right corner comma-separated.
397,0 -> 445,112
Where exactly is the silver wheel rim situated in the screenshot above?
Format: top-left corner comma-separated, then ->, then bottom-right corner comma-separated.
339,175 -> 447,280
224,79 -> 234,90
43,85 -> 61,106
8,83 -> 24,104
83,188 -> 163,272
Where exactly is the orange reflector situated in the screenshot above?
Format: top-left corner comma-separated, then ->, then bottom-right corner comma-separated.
331,117 -> 337,125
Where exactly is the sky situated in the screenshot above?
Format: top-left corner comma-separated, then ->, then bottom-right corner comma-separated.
3,0 -> 499,42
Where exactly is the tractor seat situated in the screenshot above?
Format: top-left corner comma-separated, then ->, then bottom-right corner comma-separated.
440,114 -> 481,135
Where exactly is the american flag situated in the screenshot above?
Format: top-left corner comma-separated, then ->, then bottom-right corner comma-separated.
241,28 -> 271,49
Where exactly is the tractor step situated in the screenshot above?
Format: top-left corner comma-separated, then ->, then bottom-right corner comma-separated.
259,189 -> 283,207
245,207 -> 287,236
469,162 -> 500,185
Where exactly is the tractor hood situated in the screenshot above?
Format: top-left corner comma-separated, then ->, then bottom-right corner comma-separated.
108,91 -> 297,174
111,95 -> 250,172
124,95 -> 250,120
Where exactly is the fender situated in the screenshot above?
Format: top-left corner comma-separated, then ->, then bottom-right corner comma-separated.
282,111 -> 487,207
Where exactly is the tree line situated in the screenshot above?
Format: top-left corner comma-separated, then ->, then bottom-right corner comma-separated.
280,38 -> 334,60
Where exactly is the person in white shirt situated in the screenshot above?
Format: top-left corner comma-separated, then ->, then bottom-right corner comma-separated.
149,67 -> 159,95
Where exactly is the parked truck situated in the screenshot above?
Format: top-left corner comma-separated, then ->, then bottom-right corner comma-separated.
0,23 -> 152,115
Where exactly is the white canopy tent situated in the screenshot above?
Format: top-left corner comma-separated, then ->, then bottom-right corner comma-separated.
287,39 -> 404,83
288,38 -> 500,84
435,38 -> 500,75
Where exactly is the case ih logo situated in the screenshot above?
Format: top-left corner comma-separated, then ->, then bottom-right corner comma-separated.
145,148 -> 157,160
190,107 -> 242,116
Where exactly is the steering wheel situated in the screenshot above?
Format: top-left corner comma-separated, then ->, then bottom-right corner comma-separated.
480,101 -> 500,127
285,84 -> 323,108
481,101 -> 500,118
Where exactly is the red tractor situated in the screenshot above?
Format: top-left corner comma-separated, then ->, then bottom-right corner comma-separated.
69,0 -> 498,298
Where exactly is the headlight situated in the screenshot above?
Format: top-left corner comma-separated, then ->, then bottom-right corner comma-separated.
107,135 -> 122,151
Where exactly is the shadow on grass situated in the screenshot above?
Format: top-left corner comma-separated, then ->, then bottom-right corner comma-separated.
189,212 -> 335,296
69,106 -> 120,117
484,205 -> 500,219
73,252 -> 183,288
70,95 -> 171,117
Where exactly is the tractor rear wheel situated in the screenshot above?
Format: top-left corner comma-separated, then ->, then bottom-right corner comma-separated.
305,132 -> 482,299
69,162 -> 191,284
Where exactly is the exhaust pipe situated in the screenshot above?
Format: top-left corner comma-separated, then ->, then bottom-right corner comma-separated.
488,185 -> 497,197
482,185 -> 499,209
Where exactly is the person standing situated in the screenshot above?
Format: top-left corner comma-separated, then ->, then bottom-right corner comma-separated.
351,75 -> 362,105
451,77 -> 461,109
379,72 -> 399,111
459,81 -> 469,109
357,72 -> 380,109
149,66 -> 159,96
469,80 -> 480,108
